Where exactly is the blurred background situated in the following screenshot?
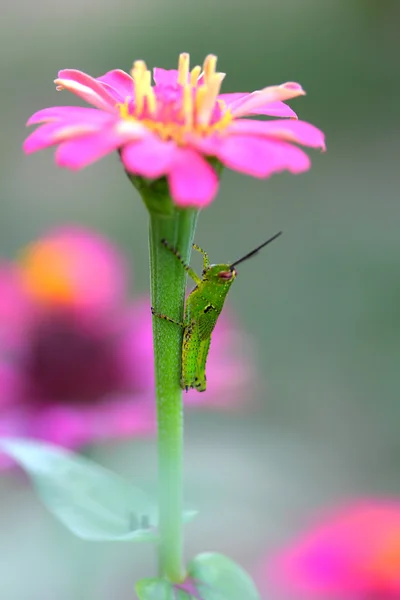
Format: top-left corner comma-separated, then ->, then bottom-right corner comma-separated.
1,0 -> 400,598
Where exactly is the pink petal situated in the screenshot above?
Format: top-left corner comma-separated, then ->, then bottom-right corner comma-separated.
218,92 -> 247,107
219,94 -> 297,118
32,399 -> 156,448
121,136 -> 176,178
96,69 -> 134,102
54,131 -> 118,170
248,100 -> 298,119
231,82 -> 305,118
32,407 -> 90,448
215,135 -> 276,177
0,410 -> 28,437
197,135 -> 311,177
55,122 -> 146,169
228,119 -> 326,149
267,502 -> 400,598
93,397 -> 156,439
27,106 -> 113,126
23,121 -> 104,154
168,148 -> 219,207
153,68 -> 179,87
185,133 -> 220,156
0,266 -> 32,346
55,69 -> 120,112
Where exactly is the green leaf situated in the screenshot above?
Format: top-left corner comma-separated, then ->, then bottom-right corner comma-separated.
136,578 -> 175,600
136,579 -> 190,600
187,552 -> 261,600
135,554 -> 261,600
0,438 -> 197,542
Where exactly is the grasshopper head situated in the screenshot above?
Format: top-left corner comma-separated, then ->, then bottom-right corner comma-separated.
204,232 -> 282,287
207,264 -> 237,285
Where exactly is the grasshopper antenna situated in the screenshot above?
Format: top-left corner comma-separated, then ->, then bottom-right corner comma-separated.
230,231 -> 282,270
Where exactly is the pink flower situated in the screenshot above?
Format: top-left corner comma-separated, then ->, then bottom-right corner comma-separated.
24,53 -> 325,207
0,227 -> 253,467
264,500 -> 400,599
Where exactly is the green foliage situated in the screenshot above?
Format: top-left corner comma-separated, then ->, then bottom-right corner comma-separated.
136,578 -> 176,600
136,553 -> 260,600
187,552 -> 260,600
0,438 -> 196,542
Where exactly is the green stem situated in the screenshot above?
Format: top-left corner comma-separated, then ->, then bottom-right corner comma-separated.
149,207 -> 198,582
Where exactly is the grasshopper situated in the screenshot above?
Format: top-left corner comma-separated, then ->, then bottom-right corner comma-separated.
151,232 -> 282,392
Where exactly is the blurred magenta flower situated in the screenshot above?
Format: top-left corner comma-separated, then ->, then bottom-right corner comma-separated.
265,500 -> 400,599
0,228 -> 253,467
24,53 -> 325,207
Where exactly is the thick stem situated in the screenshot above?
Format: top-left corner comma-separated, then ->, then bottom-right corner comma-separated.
149,207 -> 198,582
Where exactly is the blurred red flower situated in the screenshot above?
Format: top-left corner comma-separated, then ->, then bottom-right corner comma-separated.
265,501 -> 400,599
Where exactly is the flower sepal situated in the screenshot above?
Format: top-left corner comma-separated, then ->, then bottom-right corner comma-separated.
136,552 -> 261,599
126,171 -> 178,217
125,156 -> 224,217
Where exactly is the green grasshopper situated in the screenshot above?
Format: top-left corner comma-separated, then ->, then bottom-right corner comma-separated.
151,232 -> 282,392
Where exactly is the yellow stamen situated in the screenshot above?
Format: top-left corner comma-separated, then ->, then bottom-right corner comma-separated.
132,60 -> 146,76
117,101 -> 129,119
196,72 -> 225,126
213,108 -> 233,131
146,88 -> 157,115
178,53 -> 190,85
131,60 -> 146,87
139,69 -> 157,115
182,84 -> 193,128
202,55 -> 217,85
195,86 -> 208,116
118,53 -> 232,145
131,61 -> 148,114
142,69 -> 151,92
190,66 -> 202,87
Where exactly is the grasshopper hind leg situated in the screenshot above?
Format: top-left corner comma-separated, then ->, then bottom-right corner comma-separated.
180,332 -> 209,393
151,307 -> 183,327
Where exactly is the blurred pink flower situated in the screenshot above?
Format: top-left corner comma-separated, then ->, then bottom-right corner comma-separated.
24,53 -> 325,207
264,500 -> 400,599
0,228 -> 253,467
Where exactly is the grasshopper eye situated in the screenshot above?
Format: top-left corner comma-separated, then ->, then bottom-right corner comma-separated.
218,270 -> 234,280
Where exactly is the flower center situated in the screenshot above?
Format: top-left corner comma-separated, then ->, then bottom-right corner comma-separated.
18,240 -> 79,305
23,311 -> 134,405
117,53 -> 232,144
